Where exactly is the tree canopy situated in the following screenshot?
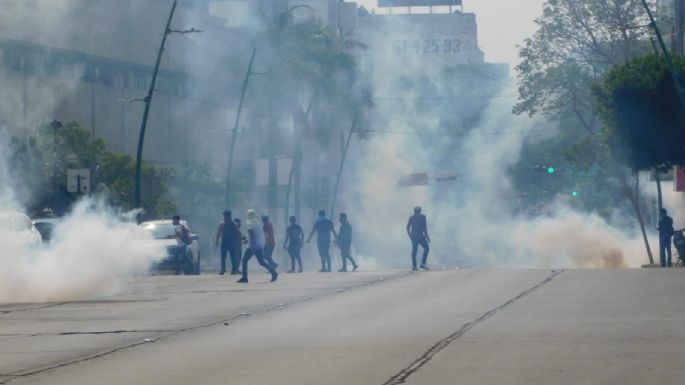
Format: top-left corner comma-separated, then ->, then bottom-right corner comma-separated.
515,0 -> 653,130
594,53 -> 685,170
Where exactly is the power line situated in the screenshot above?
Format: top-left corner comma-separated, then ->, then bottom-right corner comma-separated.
373,94 -> 517,101
366,128 -> 549,136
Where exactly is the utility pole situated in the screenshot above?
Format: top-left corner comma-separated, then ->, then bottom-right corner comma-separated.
133,0 -> 200,209
640,0 -> 685,114
329,113 -> 358,219
224,47 -> 257,207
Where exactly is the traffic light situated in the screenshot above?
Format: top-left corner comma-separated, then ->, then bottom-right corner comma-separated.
529,164 -> 557,174
572,190 -> 578,198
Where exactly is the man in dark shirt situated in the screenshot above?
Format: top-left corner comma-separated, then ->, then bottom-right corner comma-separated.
215,210 -> 240,275
406,206 -> 430,271
336,213 -> 358,272
307,210 -> 338,272
657,208 -> 675,268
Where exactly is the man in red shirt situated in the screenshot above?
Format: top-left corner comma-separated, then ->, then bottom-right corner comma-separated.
406,206 -> 430,271
262,215 -> 278,270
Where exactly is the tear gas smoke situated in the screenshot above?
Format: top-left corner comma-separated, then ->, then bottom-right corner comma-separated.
347,71 -> 654,269
0,199 -> 166,303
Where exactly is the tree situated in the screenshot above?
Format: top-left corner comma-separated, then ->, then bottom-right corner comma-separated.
515,0 -> 654,131
251,13 -> 371,223
9,121 -> 176,218
594,53 -> 685,170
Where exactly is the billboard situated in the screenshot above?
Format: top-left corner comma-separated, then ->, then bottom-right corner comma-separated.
378,0 -> 462,6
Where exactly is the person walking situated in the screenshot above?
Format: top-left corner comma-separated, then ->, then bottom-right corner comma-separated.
406,206 -> 430,271
307,210 -> 338,272
657,208 -> 675,268
262,215 -> 278,270
284,216 -> 304,273
336,213 -> 358,272
215,210 -> 241,275
238,210 -> 278,283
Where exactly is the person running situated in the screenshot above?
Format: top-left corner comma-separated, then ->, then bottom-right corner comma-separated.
284,216 -> 304,273
336,212 -> 358,272
406,206 -> 430,271
262,215 -> 278,270
657,208 -> 675,268
307,210 -> 338,272
215,210 -> 241,275
238,210 -> 278,283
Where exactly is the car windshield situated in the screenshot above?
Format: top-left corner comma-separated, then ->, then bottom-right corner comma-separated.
142,223 -> 177,240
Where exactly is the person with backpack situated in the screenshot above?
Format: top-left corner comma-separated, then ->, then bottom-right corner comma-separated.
657,208 -> 675,268
284,216 -> 304,273
172,215 -> 192,275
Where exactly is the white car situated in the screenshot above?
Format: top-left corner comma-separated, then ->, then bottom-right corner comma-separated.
0,210 -> 42,246
140,219 -> 201,275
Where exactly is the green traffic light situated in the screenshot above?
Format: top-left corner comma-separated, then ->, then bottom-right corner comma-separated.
547,167 -> 555,174
572,191 -> 578,197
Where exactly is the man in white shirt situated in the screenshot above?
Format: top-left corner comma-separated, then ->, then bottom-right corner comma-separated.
237,209 -> 278,283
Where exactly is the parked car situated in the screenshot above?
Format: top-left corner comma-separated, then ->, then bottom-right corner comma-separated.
31,218 -> 59,243
140,219 -> 201,275
0,210 -> 42,246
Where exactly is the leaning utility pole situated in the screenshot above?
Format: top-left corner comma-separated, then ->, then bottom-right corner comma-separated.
329,113 -> 358,219
134,0 -> 178,209
224,47 -> 257,207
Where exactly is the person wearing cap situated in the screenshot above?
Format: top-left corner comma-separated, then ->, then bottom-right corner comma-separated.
657,208 -> 675,268
238,209 -> 278,283
406,206 -> 430,271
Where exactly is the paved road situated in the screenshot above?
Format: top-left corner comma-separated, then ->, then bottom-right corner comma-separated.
1,269 -> 684,384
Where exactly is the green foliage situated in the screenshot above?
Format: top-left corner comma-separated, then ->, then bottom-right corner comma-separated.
594,53 -> 685,170
9,121 -> 176,217
515,0 -> 653,128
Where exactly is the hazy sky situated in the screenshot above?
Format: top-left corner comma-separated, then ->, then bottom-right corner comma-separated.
355,0 -> 545,65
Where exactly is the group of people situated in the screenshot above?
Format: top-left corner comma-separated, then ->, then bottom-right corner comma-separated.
214,209 -> 363,283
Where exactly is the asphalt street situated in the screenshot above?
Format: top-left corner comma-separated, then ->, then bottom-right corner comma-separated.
1,269 -> 685,384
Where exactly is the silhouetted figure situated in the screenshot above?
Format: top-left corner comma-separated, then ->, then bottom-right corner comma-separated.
262,215 -> 278,270
336,213 -> 358,272
284,216 -> 304,273
657,208 -> 675,268
215,210 -> 241,275
238,210 -> 278,283
407,206 -> 430,271
307,210 -> 338,272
